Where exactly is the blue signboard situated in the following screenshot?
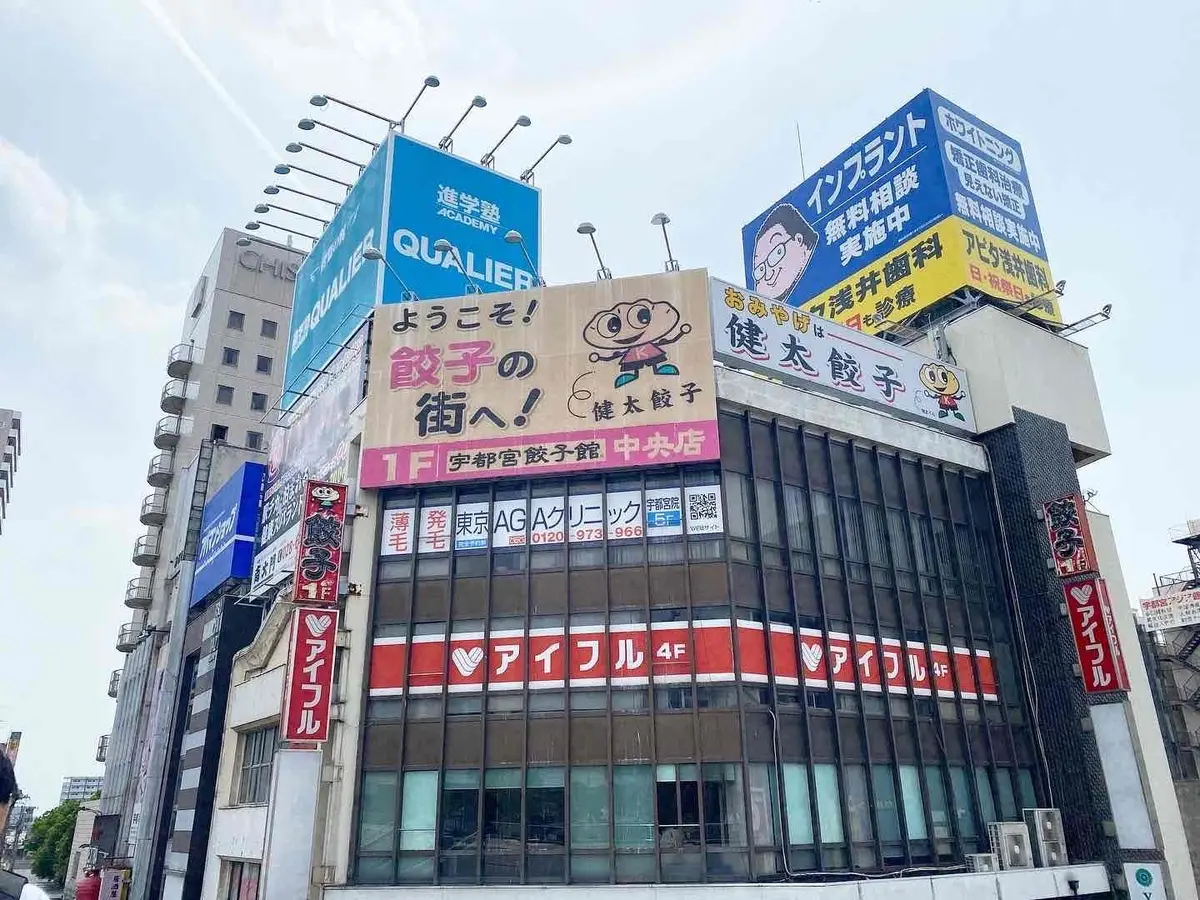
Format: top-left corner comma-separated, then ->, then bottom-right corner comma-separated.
381,133 -> 541,303
191,462 -> 267,608
741,89 -> 1046,307
283,143 -> 388,409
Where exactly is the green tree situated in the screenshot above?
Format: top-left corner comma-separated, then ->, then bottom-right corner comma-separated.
24,799 -> 80,886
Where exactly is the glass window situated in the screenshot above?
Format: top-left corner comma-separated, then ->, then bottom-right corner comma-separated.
887,508 -> 912,571
1017,768 -> 1037,811
839,498 -> 866,563
526,768 -> 565,846
781,763 -> 813,845
256,354 -> 273,375
702,763 -> 747,846
812,492 -> 839,557
725,474 -> 752,541
250,391 -> 268,412
237,725 -> 278,804
863,504 -> 889,566
974,768 -> 997,826
756,478 -> 780,545
246,431 -> 264,451
613,765 -> 654,849
656,764 -> 700,847
399,771 -> 437,850
995,768 -> 1018,820
357,771 -> 397,853
440,770 -> 480,851
925,766 -> 951,839
783,485 -> 811,551
813,764 -> 843,844
260,319 -> 278,339
223,860 -> 261,900
655,686 -> 693,711
911,515 -> 937,576
210,424 -> 228,443
222,346 -> 239,367
871,765 -> 902,843
843,765 -> 873,845
484,768 -> 522,847
898,765 -> 928,841
216,385 -> 234,405
227,310 -> 245,330
570,766 -> 609,849
950,766 -> 977,839
747,763 -> 780,847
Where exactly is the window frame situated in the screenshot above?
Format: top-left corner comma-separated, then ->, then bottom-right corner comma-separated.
236,725 -> 278,805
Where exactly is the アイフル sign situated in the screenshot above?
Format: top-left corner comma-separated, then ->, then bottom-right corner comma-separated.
1064,577 -> 1130,694
290,480 -> 349,606
283,607 -> 339,742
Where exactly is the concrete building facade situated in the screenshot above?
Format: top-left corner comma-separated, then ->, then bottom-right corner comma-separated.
99,230 -> 302,876
0,409 -> 22,536
61,776 -> 105,803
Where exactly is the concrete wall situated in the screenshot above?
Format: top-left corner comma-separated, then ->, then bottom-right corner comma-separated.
1176,780 -> 1200,888
1091,510 -> 1200,899
912,305 -> 1110,464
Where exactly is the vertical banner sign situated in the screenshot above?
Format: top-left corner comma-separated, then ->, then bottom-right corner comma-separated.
291,481 -> 349,605
1042,493 -> 1098,577
1064,577 -> 1129,694
283,607 -> 339,742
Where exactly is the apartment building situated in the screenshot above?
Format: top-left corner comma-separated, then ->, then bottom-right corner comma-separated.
0,409 -> 22,535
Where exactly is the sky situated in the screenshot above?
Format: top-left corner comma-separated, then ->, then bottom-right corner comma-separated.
1,0 -> 1197,813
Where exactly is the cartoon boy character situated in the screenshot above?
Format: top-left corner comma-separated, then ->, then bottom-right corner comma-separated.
751,202 -> 819,302
918,363 -> 966,421
583,297 -> 693,389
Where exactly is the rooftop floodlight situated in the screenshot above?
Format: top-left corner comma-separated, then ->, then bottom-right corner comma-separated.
650,212 -> 680,272
246,220 -> 318,242
285,141 -> 365,169
273,163 -> 353,190
520,134 -> 571,184
438,95 -> 487,152
576,222 -> 612,280
264,184 -> 340,209
363,244 -> 419,302
297,117 -> 377,150
398,75 -> 441,134
309,93 -> 400,129
1058,303 -> 1113,338
253,202 -> 329,226
504,229 -> 544,287
480,115 -> 531,169
236,237 -> 252,247
434,238 -> 484,294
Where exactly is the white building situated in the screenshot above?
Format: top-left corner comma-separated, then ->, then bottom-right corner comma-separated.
0,409 -> 22,536
61,776 -> 105,803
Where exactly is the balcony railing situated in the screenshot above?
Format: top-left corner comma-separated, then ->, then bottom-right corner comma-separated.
147,451 -> 174,487
139,490 -> 168,526
166,343 -> 195,379
160,379 -> 187,415
107,669 -> 121,698
116,623 -> 140,653
125,575 -> 153,609
132,531 -> 161,567
95,735 -> 109,763
153,415 -> 182,450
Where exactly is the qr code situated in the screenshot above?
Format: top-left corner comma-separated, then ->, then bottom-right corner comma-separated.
689,491 -> 718,521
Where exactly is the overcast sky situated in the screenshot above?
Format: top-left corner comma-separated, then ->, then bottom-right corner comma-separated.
1,0 -> 1197,812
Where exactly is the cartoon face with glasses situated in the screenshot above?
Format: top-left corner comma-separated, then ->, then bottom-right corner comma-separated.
751,202 -> 818,302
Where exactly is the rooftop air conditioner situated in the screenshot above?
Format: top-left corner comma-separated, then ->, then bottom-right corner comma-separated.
966,853 -> 999,873
1024,808 -> 1067,867
987,821 -> 1033,870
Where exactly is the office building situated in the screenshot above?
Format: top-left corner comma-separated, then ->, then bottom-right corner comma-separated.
99,229 -> 302,875
61,776 -> 105,803
196,270 -> 1196,900
0,409 -> 22,535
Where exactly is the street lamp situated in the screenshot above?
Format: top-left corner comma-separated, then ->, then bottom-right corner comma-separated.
285,141 -> 365,170
363,245 -> 419,302
274,163 -> 352,190
438,95 -> 487,152
310,93 -> 400,129
433,238 -> 484,294
504,229 -> 544,287
245,220 -> 319,243
398,75 -> 441,133
264,184 -> 340,210
297,117 -> 377,150
480,115 -> 531,169
253,203 -> 329,226
519,134 -> 572,184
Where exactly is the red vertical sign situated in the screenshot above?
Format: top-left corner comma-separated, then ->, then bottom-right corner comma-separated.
1042,493 -> 1099,578
283,607 -> 339,742
1064,577 -> 1129,694
291,480 -> 349,606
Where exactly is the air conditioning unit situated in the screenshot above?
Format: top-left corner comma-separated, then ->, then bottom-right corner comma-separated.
82,847 -> 101,871
987,821 -> 1033,870
1023,808 -> 1068,867
966,853 -> 999,873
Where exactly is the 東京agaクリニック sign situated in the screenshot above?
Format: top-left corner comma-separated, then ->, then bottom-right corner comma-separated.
360,269 -> 720,488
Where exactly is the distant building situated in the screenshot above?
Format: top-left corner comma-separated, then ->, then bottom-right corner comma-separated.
61,776 -> 104,803
0,409 -> 21,535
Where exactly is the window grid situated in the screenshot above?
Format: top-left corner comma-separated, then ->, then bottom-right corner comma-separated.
237,725 -> 278,804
